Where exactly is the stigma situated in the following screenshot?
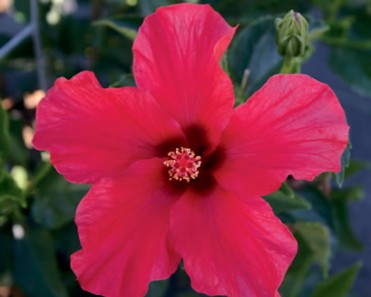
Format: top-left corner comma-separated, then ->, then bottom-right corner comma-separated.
163,147 -> 201,182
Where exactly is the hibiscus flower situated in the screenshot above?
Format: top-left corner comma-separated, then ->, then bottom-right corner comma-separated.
32,3 -> 349,297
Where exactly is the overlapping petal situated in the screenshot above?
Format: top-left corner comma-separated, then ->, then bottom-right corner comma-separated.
31,3 -> 351,297
216,74 -> 349,196
133,3 -> 236,149
71,158 -> 181,297
33,71 -> 183,184
170,187 -> 296,297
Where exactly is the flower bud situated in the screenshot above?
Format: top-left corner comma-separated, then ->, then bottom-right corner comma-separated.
275,10 -> 309,58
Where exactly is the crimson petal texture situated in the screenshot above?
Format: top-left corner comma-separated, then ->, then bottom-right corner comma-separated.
71,159 -> 181,297
216,74 -> 349,197
133,3 -> 236,149
170,187 -> 296,297
33,71 -> 182,184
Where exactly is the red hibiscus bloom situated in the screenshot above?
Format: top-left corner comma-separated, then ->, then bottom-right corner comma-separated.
32,3 -> 349,297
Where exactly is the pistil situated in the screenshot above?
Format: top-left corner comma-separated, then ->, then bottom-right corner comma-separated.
163,147 -> 201,182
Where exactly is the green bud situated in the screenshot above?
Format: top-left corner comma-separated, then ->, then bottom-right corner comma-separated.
275,10 -> 309,58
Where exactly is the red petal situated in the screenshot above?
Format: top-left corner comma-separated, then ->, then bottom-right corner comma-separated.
170,188 -> 296,297
133,3 -> 236,148
71,158 -> 180,297
33,71 -> 183,184
216,74 -> 349,196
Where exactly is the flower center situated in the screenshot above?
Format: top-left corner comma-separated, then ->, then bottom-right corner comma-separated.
163,147 -> 201,182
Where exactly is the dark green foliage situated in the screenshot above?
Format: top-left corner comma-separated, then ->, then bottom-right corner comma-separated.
229,17 -> 283,99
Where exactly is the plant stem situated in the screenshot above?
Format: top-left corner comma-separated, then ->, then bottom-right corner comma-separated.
23,162 -> 52,199
280,56 -> 301,74
321,36 -> 371,50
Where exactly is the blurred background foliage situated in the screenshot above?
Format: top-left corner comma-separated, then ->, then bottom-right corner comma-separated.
1,0 -> 371,296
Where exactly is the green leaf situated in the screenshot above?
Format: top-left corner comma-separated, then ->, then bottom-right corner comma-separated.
51,222 -> 80,259
332,186 -> 364,203
146,280 -> 169,297
280,221 -> 331,297
280,222 -> 316,297
177,293 -> 205,297
308,18 -> 329,40
329,47 -> 371,97
311,262 -> 362,297
31,168 -> 89,229
14,227 -> 68,297
139,0 -> 168,15
0,171 -> 25,216
331,186 -> 364,250
335,142 -> 351,188
295,221 -> 331,277
264,183 -> 311,213
0,103 -> 10,168
0,171 -> 22,198
8,116 -> 29,166
344,159 -> 369,180
93,19 -> 138,41
110,73 -> 136,88
212,0 -> 310,20
346,6 -> 371,40
229,17 -> 283,99
296,186 -> 334,228
0,229 -> 13,286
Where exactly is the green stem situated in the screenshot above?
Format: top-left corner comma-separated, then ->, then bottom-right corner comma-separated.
236,68 -> 251,105
11,207 -> 25,224
23,162 -> 52,199
280,56 -> 302,74
321,36 -> 371,50
287,256 -> 313,297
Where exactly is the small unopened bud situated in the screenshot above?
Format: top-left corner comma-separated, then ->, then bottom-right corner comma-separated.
275,10 -> 309,58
